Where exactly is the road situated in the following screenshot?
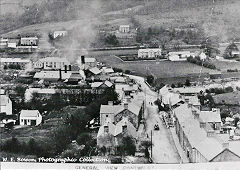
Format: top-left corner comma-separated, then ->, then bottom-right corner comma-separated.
128,74 -> 181,163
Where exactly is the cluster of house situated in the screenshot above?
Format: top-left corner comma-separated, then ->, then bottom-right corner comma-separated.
0,36 -> 38,49
137,48 -> 207,61
159,85 -> 240,162
0,89 -> 42,128
96,76 -> 145,150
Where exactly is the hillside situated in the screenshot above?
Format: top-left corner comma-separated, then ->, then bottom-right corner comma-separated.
1,0 -> 240,44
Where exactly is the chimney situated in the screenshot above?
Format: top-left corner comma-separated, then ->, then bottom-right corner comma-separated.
108,101 -> 113,106
64,65 -> 67,73
222,142 -> 229,150
81,56 -> 85,64
193,110 -> 199,119
59,69 -> 62,80
124,103 -> 128,110
200,122 -> 206,128
122,125 -> 127,133
207,130 -> 215,137
188,102 -> 193,108
104,126 -> 109,133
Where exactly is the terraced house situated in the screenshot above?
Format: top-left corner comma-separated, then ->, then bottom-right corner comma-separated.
173,103 -> 240,162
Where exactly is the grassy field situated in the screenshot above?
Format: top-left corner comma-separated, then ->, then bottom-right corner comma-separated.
0,0 -> 47,16
93,54 -> 215,78
212,60 -> 240,71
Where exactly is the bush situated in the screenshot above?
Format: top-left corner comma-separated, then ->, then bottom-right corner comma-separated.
125,70 -> 131,74
227,69 -> 238,72
113,68 -> 123,73
209,87 -> 233,94
146,75 -> 154,85
185,79 -> 191,87
187,56 -> 216,69
105,34 -> 119,46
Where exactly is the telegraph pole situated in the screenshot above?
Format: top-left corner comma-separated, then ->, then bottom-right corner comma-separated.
151,130 -> 153,157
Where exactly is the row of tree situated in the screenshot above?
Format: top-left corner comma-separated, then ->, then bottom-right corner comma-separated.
187,56 -> 216,69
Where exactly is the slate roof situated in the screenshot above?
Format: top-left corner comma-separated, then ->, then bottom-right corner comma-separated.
89,67 -> 102,75
91,81 -> 113,88
173,104 -> 224,160
114,117 -> 137,138
20,110 -> 41,117
100,101 -> 142,116
85,57 -> 96,63
174,87 -> 205,94
200,109 -> 222,123
34,71 -> 72,80
39,57 -> 69,63
97,118 -> 115,138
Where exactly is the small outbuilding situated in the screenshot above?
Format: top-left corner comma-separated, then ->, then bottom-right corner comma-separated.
20,110 -> 42,126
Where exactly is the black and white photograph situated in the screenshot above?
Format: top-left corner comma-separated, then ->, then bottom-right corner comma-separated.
0,0 -> 240,169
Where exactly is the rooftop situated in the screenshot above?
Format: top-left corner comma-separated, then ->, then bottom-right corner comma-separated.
173,104 -> 223,160
200,109 -> 222,123
38,57 -> 69,63
85,57 -> 96,63
174,86 -> 205,94
100,100 -> 142,116
1,58 -> 30,63
20,110 -> 40,117
114,117 -> 137,138
89,67 -> 102,75
34,70 -> 72,80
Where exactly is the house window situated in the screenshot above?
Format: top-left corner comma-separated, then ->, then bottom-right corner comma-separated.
104,126 -> 109,133
122,125 -> 127,133
106,115 -> 108,117
28,120 -> 30,122
21,119 -> 23,122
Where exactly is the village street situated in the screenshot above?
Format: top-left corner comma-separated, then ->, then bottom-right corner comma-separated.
127,74 -> 181,163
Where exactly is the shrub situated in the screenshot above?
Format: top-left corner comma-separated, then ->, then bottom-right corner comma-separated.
187,56 -> 216,69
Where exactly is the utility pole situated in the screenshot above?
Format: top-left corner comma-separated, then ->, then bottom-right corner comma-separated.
150,130 -> 153,158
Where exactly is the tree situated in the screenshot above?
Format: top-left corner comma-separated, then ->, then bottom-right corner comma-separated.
125,70 -> 131,74
118,136 -> 136,156
146,75 -> 154,85
76,133 -> 97,156
171,84 -> 176,88
234,117 -> 240,127
223,42 -> 239,59
185,79 -> 191,87
51,125 -> 72,154
105,34 -> 119,46
65,109 -> 91,139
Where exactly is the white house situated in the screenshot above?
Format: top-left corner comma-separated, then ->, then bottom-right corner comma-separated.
119,25 -> 130,33
168,51 -> 191,61
19,110 -> 42,126
0,37 -> 8,47
34,57 -> 70,70
0,95 -> 12,115
20,37 -> 38,46
138,48 -> 162,58
193,51 -> 207,60
53,31 -> 68,39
